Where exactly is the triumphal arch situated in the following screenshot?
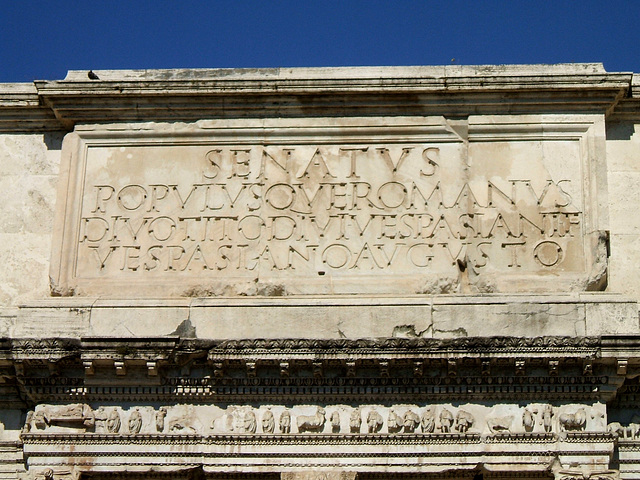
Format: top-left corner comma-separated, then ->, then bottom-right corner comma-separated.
1,64 -> 640,479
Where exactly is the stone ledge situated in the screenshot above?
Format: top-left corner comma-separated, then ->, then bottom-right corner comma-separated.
0,64 -> 635,130
8,294 -> 639,340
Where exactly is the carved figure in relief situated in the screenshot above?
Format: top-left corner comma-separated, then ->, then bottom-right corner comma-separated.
456,410 -> 474,433
106,409 -> 121,434
155,407 -> 167,433
388,409 -> 402,433
297,407 -> 326,433
559,408 -> 587,432
608,422 -> 628,438
421,407 -> 435,433
542,405 -> 554,432
34,404 -> 95,431
330,411 -> 341,433
33,411 -> 46,430
22,411 -> 34,434
167,405 -> 197,434
591,411 -> 606,431
279,409 -> 291,434
487,415 -> 513,434
439,408 -> 454,433
231,407 -> 257,434
626,423 -> 639,438
403,410 -> 420,433
93,407 -> 109,433
522,408 -> 535,432
170,422 -> 196,433
128,408 -> 143,434
262,409 -> 275,434
367,410 -> 384,433
350,408 -> 362,433
608,422 -> 640,439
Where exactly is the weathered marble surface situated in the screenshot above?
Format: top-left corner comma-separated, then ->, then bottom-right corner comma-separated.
50,116 -> 608,298
0,64 -> 640,480
0,64 -> 636,307
0,134 -> 62,306
20,402 -> 615,479
24,402 -> 607,436
6,294 -> 637,339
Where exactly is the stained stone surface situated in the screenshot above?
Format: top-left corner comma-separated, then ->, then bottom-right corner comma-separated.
0,64 -> 639,480
50,116 -> 607,298
0,134 -> 62,306
4,293 -> 636,339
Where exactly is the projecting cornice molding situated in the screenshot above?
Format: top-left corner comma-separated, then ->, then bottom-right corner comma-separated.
0,334 -> 632,408
0,64 -> 637,131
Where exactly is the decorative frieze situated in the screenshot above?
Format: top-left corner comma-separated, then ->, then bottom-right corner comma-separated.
23,402 -> 606,437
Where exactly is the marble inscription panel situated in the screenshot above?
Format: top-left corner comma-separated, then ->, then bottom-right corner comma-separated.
50,117 -> 605,296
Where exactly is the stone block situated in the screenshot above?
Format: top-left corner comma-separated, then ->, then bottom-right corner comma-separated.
13,301 -> 91,337
608,233 -> 640,299
0,175 -> 57,235
88,299 -> 191,337
584,297 -> 639,335
49,114 -> 608,298
431,297 -> 586,338
606,121 -> 640,172
608,171 -> 640,234
0,234 -> 52,307
189,297 -> 433,340
0,133 -> 61,177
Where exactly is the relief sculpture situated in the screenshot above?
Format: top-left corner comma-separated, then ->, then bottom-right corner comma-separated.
522,408 -> 535,432
297,407 -> 326,433
608,422 -> 640,439
455,410 -> 474,433
439,408 -> 454,433
231,407 -> 257,434
22,411 -> 33,434
26,404 -> 96,432
403,410 -> 420,433
367,410 -> 384,433
388,409 -> 402,433
128,408 -> 143,434
487,415 -> 513,434
559,408 -> 587,432
279,409 -> 291,434
155,407 -> 167,433
262,409 -> 275,434
106,409 -> 121,434
421,406 -> 436,433
329,411 -> 341,433
350,408 -> 362,433
22,402 -> 606,437
542,404 -> 554,432
169,405 -> 198,434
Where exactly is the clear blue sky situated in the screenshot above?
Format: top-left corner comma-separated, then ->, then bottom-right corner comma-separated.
1,1 -> 638,83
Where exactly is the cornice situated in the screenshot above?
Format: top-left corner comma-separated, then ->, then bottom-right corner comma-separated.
0,334 -> 627,406
0,83 -> 61,131
36,64 -> 631,95
606,73 -> 640,120
0,335 -> 607,362
0,64 -> 634,132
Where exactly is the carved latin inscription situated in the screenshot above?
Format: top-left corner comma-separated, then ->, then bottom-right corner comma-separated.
53,118 -> 597,296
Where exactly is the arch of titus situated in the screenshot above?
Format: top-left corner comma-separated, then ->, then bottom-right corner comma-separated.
2,63 -> 640,480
